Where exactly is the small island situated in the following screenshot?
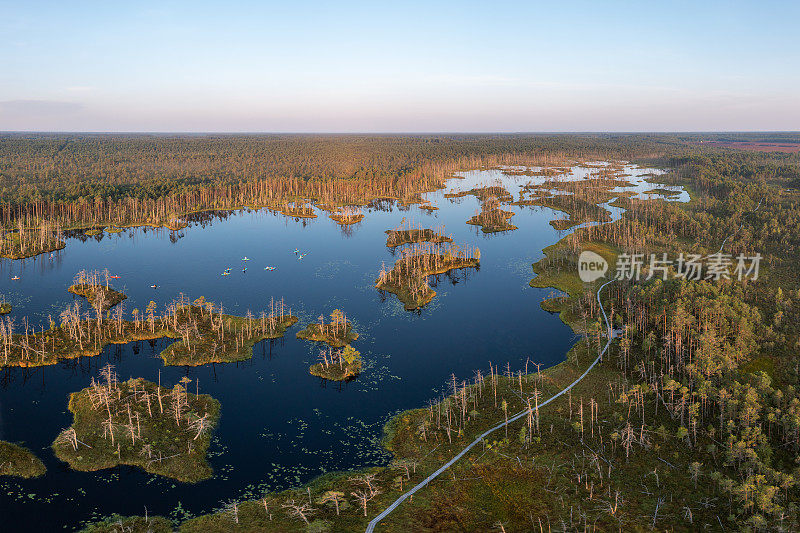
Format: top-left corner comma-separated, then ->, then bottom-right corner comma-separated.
466,198 -> 518,233
444,185 -> 513,203
0,295 -> 297,368
296,309 -> 358,347
68,270 -> 128,311
0,441 -> 46,478
309,344 -> 362,381
329,206 -> 365,225
376,242 -> 480,309
385,221 -> 453,248
0,301 -> 10,315
159,296 -> 299,365
53,366 -> 220,482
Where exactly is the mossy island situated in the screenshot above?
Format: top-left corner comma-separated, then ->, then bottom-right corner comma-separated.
376,242 -> 480,309
329,206 -> 365,225
158,296 -> 298,365
68,270 -> 128,311
309,344 -> 362,381
466,197 -> 518,233
53,365 -> 220,482
0,441 -> 46,478
444,185 -> 513,203
385,221 -> 453,248
0,295 -> 297,368
0,224 -> 66,259
296,309 -> 358,348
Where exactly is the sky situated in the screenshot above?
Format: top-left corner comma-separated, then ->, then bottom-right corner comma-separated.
1,0 -> 798,132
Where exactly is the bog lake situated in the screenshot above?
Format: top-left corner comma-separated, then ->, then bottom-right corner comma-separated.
0,163 -> 687,530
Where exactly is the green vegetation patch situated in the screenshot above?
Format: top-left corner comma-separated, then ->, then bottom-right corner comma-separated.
309,345 -> 363,381
376,243 -> 480,310
445,185 -> 513,203
296,310 -> 358,348
515,191 -> 613,228
0,441 -> 46,478
69,285 -> 127,311
530,238 -> 618,330
0,302 -> 11,315
53,368 -> 220,483
466,199 -> 518,233
159,298 -> 299,366
68,270 -> 128,311
79,514 -> 173,533
329,207 -> 364,226
385,227 -> 453,248
0,296 -> 297,368
643,188 -> 681,196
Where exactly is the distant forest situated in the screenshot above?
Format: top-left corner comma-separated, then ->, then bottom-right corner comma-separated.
0,133 -> 798,229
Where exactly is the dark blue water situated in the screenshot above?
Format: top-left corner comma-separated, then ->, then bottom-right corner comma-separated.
0,167 -> 659,531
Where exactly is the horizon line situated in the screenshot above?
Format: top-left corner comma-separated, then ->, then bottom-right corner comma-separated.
1,130 -> 799,136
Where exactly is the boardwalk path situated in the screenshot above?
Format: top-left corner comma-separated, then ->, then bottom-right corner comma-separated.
366,279 -> 615,532
366,194 -> 764,531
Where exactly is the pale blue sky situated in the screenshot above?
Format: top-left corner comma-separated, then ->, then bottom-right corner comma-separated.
1,0 -> 798,132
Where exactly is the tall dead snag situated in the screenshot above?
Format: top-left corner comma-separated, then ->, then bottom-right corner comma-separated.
281,499 -> 315,524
